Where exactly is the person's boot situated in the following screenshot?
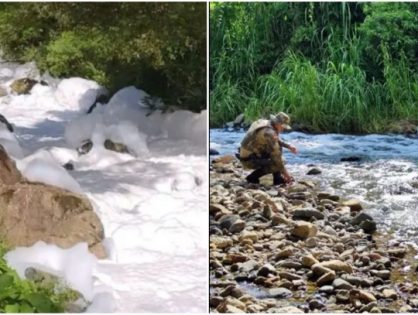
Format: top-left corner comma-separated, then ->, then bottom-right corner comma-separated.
273,172 -> 285,185
246,169 -> 266,184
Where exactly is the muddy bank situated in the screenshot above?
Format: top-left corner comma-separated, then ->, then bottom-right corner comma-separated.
210,156 -> 418,313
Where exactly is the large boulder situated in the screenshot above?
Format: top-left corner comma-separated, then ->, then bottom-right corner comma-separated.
0,145 -> 106,258
0,145 -> 22,184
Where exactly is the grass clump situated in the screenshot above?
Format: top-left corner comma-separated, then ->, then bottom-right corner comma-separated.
210,2 -> 418,133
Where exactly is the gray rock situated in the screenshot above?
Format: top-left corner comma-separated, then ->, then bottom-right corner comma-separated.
292,208 -> 325,221
210,148 -> 220,156
219,214 -> 240,230
370,269 -> 390,280
77,140 -> 93,155
307,168 -> 322,175
309,299 -> 325,310
65,297 -> 89,313
317,271 -> 336,286
336,290 -> 350,303
319,285 -> 334,294
233,113 -> 245,126
341,274 -> 363,286
257,263 -> 276,277
104,139 -> 130,155
63,162 -> 74,171
333,278 -> 354,290
229,220 -> 246,233
351,212 -> 377,234
267,287 -> 292,298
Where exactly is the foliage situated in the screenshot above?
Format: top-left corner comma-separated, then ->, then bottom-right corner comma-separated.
0,3 -> 206,111
210,2 -> 418,133
0,243 -> 75,313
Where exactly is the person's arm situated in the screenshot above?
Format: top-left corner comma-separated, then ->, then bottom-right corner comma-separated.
264,130 -> 291,180
278,139 -> 298,154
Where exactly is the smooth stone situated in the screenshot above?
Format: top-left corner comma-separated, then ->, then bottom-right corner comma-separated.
319,285 -> 334,294
382,289 -> 397,299
370,270 -> 390,280
257,263 -> 276,277
336,290 -> 350,303
309,299 -> 325,310
219,214 -> 240,230
292,221 -> 318,239
341,199 -> 363,212
266,288 -> 292,298
229,220 -> 246,233
279,271 -> 302,281
317,271 -> 336,286
333,278 -> 354,290
351,290 -> 377,303
292,208 -> 325,221
320,260 -> 353,273
239,230 -> 258,243
211,236 -> 233,249
307,168 -> 322,175
275,247 -> 294,259
302,254 -> 319,268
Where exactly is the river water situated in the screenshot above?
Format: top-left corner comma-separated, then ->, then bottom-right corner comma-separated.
211,129 -> 418,246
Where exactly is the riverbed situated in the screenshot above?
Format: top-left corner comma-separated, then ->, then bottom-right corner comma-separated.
211,129 -> 418,246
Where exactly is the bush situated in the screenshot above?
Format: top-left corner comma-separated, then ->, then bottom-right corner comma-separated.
210,2 -> 418,133
0,243 -> 76,313
0,3 -> 206,111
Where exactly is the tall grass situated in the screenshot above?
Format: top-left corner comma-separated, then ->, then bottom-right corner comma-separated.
210,2 -> 418,134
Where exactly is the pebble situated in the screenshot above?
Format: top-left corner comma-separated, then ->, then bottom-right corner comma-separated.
267,287 -> 292,298
292,208 -> 325,220
336,290 -> 350,303
302,254 -> 319,267
333,278 -> 354,290
370,269 -> 391,280
319,285 -> 334,294
292,221 -> 318,239
211,236 -> 233,249
230,220 -> 246,233
257,264 -> 276,277
239,230 -> 258,242
316,271 -> 336,286
382,289 -> 397,299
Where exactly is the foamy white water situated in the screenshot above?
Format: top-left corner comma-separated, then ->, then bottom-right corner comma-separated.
0,61 -> 208,312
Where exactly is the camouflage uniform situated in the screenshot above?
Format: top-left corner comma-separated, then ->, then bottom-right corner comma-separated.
238,121 -> 292,184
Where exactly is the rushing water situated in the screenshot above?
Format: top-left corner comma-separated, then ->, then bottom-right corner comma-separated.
211,129 -> 418,245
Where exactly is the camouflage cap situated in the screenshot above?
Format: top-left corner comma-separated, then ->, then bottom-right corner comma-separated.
270,112 -> 291,130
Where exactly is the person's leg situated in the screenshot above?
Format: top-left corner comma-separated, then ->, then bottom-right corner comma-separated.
246,168 -> 268,184
272,172 -> 285,185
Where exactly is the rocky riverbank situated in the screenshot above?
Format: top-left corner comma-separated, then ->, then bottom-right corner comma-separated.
210,156 -> 418,313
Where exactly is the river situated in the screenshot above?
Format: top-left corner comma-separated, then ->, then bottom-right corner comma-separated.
211,129 -> 418,248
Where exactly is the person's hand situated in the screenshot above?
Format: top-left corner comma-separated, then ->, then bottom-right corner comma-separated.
283,173 -> 294,184
289,145 -> 298,154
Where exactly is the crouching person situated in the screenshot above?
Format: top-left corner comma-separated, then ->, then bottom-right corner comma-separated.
236,112 -> 297,185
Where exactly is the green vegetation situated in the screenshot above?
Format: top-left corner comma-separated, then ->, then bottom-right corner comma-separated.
0,243 -> 76,313
0,3 -> 206,111
210,2 -> 418,133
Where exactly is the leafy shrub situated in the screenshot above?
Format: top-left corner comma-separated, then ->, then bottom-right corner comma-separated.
0,3 -> 206,111
0,244 -> 76,313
